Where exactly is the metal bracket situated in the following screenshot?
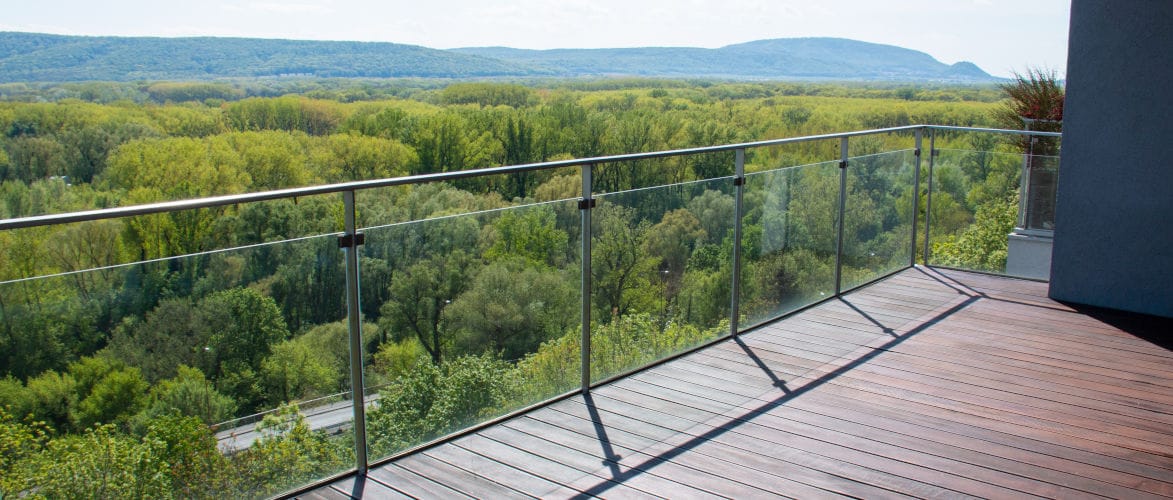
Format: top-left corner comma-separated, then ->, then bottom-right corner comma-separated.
839,160 -> 848,169
733,177 -> 745,186
578,198 -> 596,210
914,148 -> 921,157
338,232 -> 365,248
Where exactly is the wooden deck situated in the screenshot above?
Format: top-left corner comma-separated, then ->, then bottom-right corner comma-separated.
302,267 -> 1173,499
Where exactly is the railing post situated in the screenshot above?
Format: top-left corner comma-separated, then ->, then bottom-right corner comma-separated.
580,164 -> 594,393
340,190 -> 368,474
1017,134 -> 1034,229
834,137 -> 849,295
923,130 -> 936,265
910,128 -> 923,266
730,149 -> 746,336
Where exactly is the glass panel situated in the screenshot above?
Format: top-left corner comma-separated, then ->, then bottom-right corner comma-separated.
359,193 -> 582,462
590,177 -> 735,382
840,149 -> 916,291
739,160 -> 839,326
1022,154 -> 1059,231
927,146 -> 1027,274
0,201 -> 353,499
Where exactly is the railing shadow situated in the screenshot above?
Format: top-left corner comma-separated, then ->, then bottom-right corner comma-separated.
571,285 -> 979,499
837,297 -> 897,336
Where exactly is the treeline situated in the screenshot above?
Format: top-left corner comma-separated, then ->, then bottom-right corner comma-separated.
0,80 -> 1023,498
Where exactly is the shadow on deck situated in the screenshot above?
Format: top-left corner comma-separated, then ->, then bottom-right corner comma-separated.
303,267 -> 1173,499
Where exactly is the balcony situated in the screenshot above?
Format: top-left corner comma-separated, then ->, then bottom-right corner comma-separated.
306,266 -> 1173,499
2,125 -> 1169,499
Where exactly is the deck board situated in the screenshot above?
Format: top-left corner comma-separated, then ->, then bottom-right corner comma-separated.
320,267 -> 1173,499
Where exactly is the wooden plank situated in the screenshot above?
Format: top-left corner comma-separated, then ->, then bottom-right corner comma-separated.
811,381 -> 1173,471
586,386 -> 940,499
317,266 -> 1173,500
637,356 -> 1172,498
797,389 -> 1173,486
423,443 -> 584,498
294,486 -> 351,500
788,393 -> 1173,497
325,475 -> 412,499
862,349 -> 1173,427
885,339 -> 1173,403
631,354 -> 1170,499
456,430 -> 663,499
607,375 -> 1040,498
901,332 -> 1173,393
505,414 -> 770,499
366,463 -> 476,499
395,452 -> 535,499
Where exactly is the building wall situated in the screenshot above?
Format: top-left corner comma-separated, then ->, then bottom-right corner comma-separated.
1049,0 -> 1173,317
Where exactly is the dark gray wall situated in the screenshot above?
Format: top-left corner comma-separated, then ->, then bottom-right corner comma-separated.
1049,0 -> 1173,317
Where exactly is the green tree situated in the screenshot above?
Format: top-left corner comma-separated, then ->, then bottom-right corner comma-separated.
932,195 -> 1018,271
9,424 -> 171,499
591,203 -> 658,321
378,251 -> 473,365
367,354 -> 514,456
482,205 -> 569,268
260,340 -> 335,404
73,363 -> 149,430
139,366 -> 236,426
444,259 -> 576,361
145,414 -> 233,498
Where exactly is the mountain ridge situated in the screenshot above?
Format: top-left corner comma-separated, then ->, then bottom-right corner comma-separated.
0,32 -> 996,83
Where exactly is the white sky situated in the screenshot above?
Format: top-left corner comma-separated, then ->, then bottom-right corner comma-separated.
2,0 -> 1071,78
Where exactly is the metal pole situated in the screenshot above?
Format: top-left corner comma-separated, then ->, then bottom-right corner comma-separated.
923,130 -> 936,265
341,190 -> 368,474
580,164 -> 594,393
910,128 -> 923,266
729,149 -> 746,336
834,137 -> 849,295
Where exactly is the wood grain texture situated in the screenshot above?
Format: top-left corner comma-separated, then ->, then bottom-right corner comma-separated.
320,267 -> 1173,499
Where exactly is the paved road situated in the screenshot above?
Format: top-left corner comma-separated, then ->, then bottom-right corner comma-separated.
215,394 -> 380,453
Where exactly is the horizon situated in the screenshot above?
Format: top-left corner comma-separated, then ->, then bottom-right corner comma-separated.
2,0 -> 1069,79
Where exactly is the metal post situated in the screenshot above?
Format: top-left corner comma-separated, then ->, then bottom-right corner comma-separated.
1017,134 -> 1034,229
729,149 -> 746,336
910,128 -> 923,266
834,137 -> 849,295
923,130 -> 936,265
341,190 -> 368,474
579,164 -> 594,393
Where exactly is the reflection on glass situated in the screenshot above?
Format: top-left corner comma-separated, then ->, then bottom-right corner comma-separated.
740,161 -> 839,326
590,178 -> 735,382
359,198 -> 582,462
840,150 -> 916,291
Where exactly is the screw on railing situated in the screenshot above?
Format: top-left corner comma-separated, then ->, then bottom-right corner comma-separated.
579,164 -> 595,393
730,149 -> 746,336
923,130 -> 937,265
834,137 -> 849,295
910,128 -> 923,266
340,189 -> 369,473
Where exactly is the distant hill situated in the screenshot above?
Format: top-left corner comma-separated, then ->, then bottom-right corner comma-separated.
454,38 -> 996,81
0,32 -> 545,81
0,32 -> 996,83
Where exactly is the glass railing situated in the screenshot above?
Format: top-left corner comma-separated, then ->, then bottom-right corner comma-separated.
0,125 -> 1059,498
923,128 -> 1061,277
590,175 -> 735,383
740,160 -> 839,326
